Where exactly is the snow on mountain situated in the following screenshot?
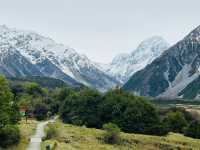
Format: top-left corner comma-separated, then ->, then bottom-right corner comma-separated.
0,25 -> 119,91
123,25 -> 200,99
103,36 -> 169,83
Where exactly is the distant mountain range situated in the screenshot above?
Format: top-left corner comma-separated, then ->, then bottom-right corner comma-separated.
123,25 -> 200,99
0,25 -> 169,92
2,24 -> 200,99
0,25 -> 119,91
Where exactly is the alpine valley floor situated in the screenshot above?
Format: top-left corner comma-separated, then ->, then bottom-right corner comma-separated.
41,121 -> 200,150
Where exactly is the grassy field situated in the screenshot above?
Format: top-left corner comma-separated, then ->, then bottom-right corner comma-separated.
41,121 -> 200,150
4,119 -> 37,150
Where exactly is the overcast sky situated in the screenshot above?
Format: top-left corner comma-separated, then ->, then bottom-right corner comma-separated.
0,0 -> 200,63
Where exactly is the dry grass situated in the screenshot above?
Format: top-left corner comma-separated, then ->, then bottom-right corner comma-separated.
41,121 -> 200,150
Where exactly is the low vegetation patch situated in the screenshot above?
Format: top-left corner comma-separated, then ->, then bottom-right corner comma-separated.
41,121 -> 200,150
103,123 -> 121,144
45,123 -> 59,140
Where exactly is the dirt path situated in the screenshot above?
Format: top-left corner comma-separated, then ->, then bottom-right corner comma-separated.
26,117 -> 57,150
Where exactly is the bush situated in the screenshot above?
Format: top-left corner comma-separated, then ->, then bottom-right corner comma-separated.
0,125 -> 20,147
147,122 -> 169,136
103,123 -> 121,144
45,124 -> 58,140
34,102 -> 49,120
184,121 -> 200,139
163,111 -> 188,133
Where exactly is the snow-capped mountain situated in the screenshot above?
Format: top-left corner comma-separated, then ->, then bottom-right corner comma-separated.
123,25 -> 200,99
102,36 -> 169,83
0,25 -> 119,91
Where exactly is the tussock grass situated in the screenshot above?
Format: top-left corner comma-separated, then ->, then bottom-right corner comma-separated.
41,121 -> 200,150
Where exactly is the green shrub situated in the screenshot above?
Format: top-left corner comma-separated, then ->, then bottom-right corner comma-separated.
34,102 -> 49,120
184,121 -> 200,139
147,122 -> 169,136
45,124 -> 58,140
0,125 -> 20,147
163,111 -> 188,133
103,123 -> 121,144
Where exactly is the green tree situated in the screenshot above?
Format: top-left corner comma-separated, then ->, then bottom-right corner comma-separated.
60,89 -> 102,128
99,89 -> 160,134
0,125 -> 20,147
0,76 -> 13,127
34,102 -> 49,120
55,87 -> 73,102
163,111 -> 187,133
24,82 -> 44,97
0,76 -> 20,147
9,104 -> 21,124
184,121 -> 200,139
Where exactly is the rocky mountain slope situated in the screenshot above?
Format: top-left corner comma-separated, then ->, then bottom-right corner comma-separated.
0,25 -> 119,91
102,36 -> 169,83
123,25 -> 200,99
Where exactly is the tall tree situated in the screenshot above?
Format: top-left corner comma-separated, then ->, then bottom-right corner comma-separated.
0,76 -> 13,128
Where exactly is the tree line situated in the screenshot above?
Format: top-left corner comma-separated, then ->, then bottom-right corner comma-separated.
59,88 -> 200,138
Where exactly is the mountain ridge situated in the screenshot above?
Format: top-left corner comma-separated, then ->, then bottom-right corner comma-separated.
123,25 -> 200,99
0,25 -> 119,91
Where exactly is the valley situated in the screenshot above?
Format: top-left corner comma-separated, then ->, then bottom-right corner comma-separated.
1,25 -> 200,150
0,74 -> 199,150
1,1 -> 200,150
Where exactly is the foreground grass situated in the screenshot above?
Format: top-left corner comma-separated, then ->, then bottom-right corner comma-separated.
41,121 -> 200,150
5,119 -> 37,150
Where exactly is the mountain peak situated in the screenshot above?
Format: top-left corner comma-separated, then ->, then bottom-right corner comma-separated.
104,36 -> 169,83
135,36 -> 169,54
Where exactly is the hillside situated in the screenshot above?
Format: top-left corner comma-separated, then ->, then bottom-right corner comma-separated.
41,121 -> 200,150
102,36 -> 169,83
0,25 -> 119,91
7,76 -> 83,89
123,25 -> 200,99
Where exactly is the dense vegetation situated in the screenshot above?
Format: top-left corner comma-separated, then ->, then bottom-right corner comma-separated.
1,75 -> 200,148
8,76 -> 73,89
0,75 -> 75,148
0,76 -> 20,147
59,88 -> 200,138
60,89 -> 163,135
